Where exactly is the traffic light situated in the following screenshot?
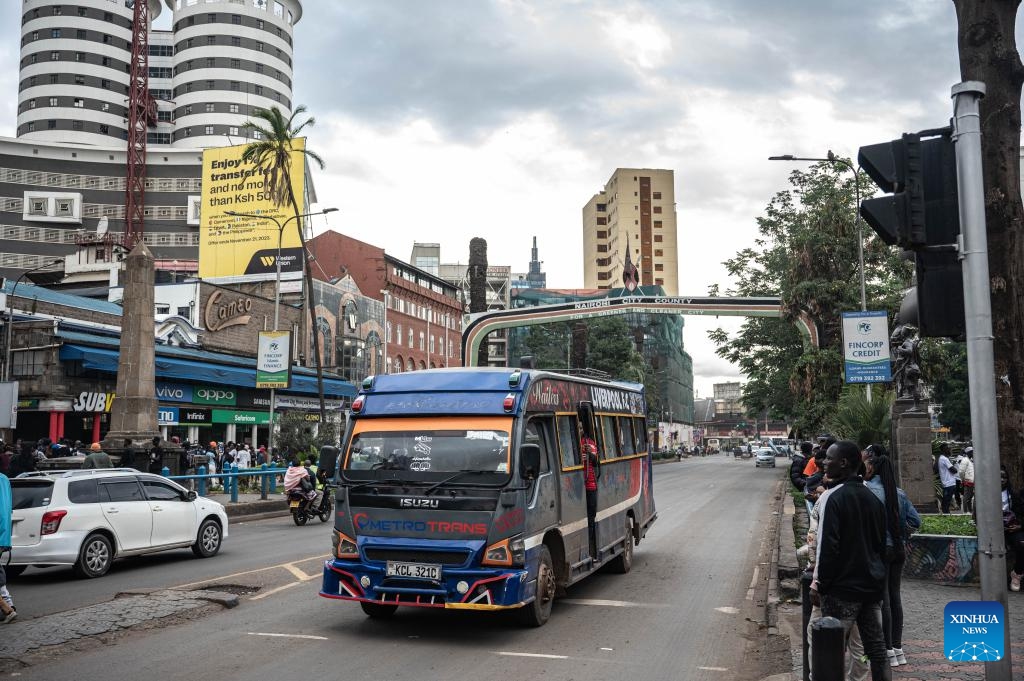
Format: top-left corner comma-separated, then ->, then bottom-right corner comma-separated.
858,129 -> 964,338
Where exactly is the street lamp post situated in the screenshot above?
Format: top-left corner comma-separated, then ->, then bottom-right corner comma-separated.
224,207 -> 337,455
4,259 -> 64,382
380,289 -> 390,374
769,152 -> 871,401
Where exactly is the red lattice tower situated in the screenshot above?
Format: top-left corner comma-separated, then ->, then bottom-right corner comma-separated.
123,0 -> 157,249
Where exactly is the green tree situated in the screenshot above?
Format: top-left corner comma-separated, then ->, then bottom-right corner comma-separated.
920,340 -> 971,438
587,316 -> 645,381
275,410 -> 316,460
710,163 -> 912,436
522,322 -> 571,370
241,106 -> 327,422
828,385 -> 894,449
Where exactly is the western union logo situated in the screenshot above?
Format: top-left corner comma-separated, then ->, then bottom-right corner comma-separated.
260,256 -> 276,267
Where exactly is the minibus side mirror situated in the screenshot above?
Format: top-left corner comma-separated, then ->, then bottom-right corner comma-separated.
319,445 -> 340,480
519,443 -> 541,480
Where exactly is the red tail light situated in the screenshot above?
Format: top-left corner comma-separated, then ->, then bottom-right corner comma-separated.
352,396 -> 365,413
41,510 -> 67,535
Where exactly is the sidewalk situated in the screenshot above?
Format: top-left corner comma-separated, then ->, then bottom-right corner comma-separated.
778,499 -> 1024,680
203,491 -> 289,519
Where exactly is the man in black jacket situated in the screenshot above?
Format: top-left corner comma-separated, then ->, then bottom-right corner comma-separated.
789,441 -> 811,492
811,439 -> 889,681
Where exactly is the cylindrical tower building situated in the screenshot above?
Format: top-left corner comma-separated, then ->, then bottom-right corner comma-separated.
17,0 -> 163,146
167,0 -> 301,148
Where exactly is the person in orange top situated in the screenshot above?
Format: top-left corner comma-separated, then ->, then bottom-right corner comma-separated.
804,449 -> 820,477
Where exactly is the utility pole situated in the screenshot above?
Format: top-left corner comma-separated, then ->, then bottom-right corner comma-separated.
951,81 -> 1011,681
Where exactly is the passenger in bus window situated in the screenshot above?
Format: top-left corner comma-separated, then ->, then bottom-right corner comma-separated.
582,432 -> 599,556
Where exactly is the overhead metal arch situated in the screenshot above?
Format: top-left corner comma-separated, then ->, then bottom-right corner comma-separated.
460,295 -> 819,367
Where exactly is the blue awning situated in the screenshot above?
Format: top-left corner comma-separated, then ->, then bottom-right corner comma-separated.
59,344 -> 356,398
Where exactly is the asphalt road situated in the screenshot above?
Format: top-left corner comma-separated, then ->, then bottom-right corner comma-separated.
12,455 -> 785,681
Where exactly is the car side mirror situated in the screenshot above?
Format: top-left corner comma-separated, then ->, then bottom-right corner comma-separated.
186,490 -> 197,501
319,445 -> 339,481
519,443 -> 541,481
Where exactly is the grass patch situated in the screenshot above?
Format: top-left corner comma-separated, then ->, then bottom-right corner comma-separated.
919,513 -> 976,537
791,488 -> 805,508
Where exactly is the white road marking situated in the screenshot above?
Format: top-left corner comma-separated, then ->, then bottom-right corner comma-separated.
283,563 -> 314,581
247,632 -> 329,641
600,647 -> 614,651
559,598 -> 664,608
496,652 -> 569,660
715,606 -> 740,614
250,580 -> 304,601
171,553 -> 326,590
697,666 -> 729,672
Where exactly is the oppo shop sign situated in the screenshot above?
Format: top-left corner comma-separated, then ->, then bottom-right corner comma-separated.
192,387 -> 237,406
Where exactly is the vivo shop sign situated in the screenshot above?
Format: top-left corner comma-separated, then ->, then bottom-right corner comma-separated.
156,382 -> 193,402
156,383 -> 235,406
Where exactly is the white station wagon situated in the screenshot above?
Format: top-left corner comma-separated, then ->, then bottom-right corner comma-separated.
8,469 -> 228,578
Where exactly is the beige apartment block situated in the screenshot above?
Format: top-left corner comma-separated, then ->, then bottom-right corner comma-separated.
582,168 -> 678,295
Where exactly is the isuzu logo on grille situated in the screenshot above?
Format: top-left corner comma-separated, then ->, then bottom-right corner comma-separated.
399,498 -> 439,508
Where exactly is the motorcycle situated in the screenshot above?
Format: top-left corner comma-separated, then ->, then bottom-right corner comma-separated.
288,482 -> 334,526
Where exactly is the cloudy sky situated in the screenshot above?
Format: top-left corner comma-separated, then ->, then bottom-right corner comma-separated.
0,1 -> 1000,396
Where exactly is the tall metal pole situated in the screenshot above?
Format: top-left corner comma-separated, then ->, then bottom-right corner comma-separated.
951,81 -> 1011,681
426,305 -> 431,368
268,215 -> 284,457
380,289 -> 389,374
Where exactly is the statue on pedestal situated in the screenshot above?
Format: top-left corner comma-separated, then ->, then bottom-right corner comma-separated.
890,323 -> 922,404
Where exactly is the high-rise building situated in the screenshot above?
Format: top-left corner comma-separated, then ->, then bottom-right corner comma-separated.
582,168 -> 678,295
16,0 -> 301,148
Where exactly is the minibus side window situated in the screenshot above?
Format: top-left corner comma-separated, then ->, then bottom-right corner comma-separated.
555,415 -> 581,468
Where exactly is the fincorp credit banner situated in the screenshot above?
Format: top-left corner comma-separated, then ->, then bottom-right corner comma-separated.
841,310 -> 892,384
199,140 -> 307,279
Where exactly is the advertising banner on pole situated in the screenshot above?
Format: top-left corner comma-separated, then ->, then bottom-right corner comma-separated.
256,330 -> 292,388
841,310 -> 892,384
198,140 -> 307,280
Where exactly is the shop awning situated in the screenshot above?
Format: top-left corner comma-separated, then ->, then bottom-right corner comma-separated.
59,343 -> 356,398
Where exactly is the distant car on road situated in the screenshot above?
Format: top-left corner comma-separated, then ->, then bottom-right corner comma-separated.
8,468 -> 228,579
754,448 -> 776,468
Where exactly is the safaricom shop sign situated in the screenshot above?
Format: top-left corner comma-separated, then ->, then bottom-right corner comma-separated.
212,409 -> 270,425
193,387 -> 237,406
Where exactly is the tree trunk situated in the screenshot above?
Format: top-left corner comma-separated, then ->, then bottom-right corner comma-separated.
287,187 -> 326,424
468,238 -> 489,366
954,0 -> 1024,482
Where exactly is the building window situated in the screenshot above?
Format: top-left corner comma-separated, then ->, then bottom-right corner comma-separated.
419,331 -> 425,351
385,321 -> 392,343
78,7 -> 86,16
55,198 -> 75,215
74,75 -> 84,85
187,38 -> 194,48
75,52 -> 85,62
73,98 -> 84,108
204,126 -> 214,135
655,278 -> 664,285
184,105 -> 192,115
653,206 -> 662,214
596,230 -> 607,239
47,120 -> 57,130
228,126 -> 239,136
256,63 -> 264,73
31,31 -> 39,41
257,19 -> 264,29
29,198 -> 47,215
653,191 -> 662,200
51,29 -> 61,38
103,34 -> 111,44
177,306 -> 191,318
252,130 -> 262,139
654,263 -> 664,271
230,81 -> 240,91
28,99 -> 36,108
72,121 -> 83,131
254,85 -> 262,95
596,217 -> 607,225
206,80 -> 215,89
231,58 -> 240,68
654,249 -> 663,256
653,220 -> 662,228
207,36 -> 216,45
101,79 -> 110,89
654,234 -> 663,243
256,42 -> 264,52
48,97 -> 58,106
101,56 -> 110,66
77,29 -> 87,39
208,13 -> 217,22
205,103 -> 215,112
229,103 -> 239,113
27,122 -> 35,132
99,124 -> 109,134
232,14 -> 242,24
408,329 -> 413,348
396,323 -> 401,342
207,57 -> 215,67
51,51 -> 60,61
231,36 -> 241,47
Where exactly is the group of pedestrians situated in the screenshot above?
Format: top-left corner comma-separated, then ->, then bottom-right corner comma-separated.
792,437 -> 920,681
934,442 -> 976,514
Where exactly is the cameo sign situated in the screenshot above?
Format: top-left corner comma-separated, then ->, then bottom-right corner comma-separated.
204,290 -> 253,332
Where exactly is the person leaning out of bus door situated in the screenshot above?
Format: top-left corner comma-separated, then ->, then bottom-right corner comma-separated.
582,432 -> 600,557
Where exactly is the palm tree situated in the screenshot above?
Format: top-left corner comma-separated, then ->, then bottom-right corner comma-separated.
241,105 -> 327,421
828,385 -> 894,449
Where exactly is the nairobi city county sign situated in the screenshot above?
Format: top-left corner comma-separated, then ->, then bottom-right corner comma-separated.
460,295 -> 818,367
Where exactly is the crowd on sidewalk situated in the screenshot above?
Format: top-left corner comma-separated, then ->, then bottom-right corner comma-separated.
788,437 -> 1024,681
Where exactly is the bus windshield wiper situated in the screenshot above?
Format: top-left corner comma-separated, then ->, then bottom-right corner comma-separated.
423,470 -> 490,496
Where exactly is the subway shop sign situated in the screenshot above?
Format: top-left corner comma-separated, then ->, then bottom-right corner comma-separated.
212,409 -> 271,425
193,387 -> 237,406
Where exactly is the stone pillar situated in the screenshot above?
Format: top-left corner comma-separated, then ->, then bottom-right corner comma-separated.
891,398 -> 937,512
103,243 -> 180,471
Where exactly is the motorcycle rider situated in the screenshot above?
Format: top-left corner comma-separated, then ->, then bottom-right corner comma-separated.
284,459 -> 317,501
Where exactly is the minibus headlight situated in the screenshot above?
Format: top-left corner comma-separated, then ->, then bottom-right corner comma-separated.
482,535 -> 525,567
335,531 -> 358,559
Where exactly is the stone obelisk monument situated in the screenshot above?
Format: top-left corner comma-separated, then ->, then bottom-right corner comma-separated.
102,242 -> 167,469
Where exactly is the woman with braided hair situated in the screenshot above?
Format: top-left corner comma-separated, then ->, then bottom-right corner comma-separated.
864,444 -> 920,667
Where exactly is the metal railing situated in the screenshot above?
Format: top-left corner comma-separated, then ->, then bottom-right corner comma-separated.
161,463 -> 288,502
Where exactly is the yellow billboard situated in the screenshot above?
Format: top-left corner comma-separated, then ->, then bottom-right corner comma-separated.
199,140 -> 307,279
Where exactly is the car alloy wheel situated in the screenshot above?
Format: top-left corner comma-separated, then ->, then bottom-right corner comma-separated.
74,533 -> 113,579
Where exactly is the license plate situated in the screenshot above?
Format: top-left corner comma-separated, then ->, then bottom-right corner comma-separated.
289,500 -> 300,508
386,561 -> 441,581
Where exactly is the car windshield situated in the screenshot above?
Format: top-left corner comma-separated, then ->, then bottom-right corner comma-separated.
344,416 -> 512,480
